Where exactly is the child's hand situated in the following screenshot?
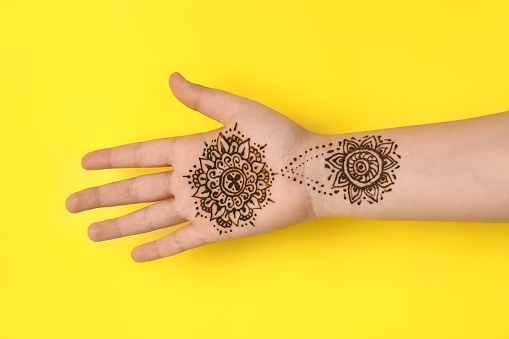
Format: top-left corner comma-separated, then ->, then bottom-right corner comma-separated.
66,73 -> 315,262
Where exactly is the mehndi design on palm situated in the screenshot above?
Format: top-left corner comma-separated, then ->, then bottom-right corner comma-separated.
185,124 -> 275,234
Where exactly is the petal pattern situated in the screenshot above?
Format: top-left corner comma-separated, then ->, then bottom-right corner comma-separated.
193,185 -> 210,199
343,139 -> 359,153
383,156 -> 397,170
252,161 -> 265,173
376,142 -> 394,156
326,153 -> 345,170
229,210 -> 241,225
211,203 -> 226,220
200,158 -> 214,173
247,196 -> 261,209
360,136 -> 377,149
332,173 -> 349,188
364,185 -> 379,202
238,139 -> 250,159
217,133 -> 229,153
348,184 -> 362,203
377,172 -> 394,188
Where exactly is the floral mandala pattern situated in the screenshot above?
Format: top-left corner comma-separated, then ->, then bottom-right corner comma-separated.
186,125 -> 274,234
325,135 -> 400,204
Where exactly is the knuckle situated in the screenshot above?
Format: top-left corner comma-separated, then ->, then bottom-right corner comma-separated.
151,241 -> 163,260
143,207 -> 155,231
165,137 -> 178,166
133,142 -> 142,166
170,231 -> 186,253
193,85 -> 205,112
127,177 -> 139,202
112,218 -> 124,237
94,186 -> 103,208
106,147 -> 113,168
165,199 -> 178,217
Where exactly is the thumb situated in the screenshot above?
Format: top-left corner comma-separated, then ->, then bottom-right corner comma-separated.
169,72 -> 245,123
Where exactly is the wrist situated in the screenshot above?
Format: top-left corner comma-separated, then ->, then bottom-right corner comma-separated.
303,132 -> 352,220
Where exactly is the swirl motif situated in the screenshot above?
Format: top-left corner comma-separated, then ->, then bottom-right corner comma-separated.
344,149 -> 382,187
189,129 -> 272,232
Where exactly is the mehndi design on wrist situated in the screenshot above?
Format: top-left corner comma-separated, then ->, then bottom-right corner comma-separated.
185,124 -> 275,234
281,135 -> 400,205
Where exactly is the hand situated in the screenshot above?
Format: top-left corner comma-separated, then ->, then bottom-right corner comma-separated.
66,73 -> 315,262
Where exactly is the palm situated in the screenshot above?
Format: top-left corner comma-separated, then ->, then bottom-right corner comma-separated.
174,101 -> 310,238
67,73 -> 312,261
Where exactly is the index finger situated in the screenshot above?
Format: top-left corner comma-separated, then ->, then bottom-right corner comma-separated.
82,137 -> 178,170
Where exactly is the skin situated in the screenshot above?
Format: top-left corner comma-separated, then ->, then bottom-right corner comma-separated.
67,72 -> 314,262
66,72 -> 509,262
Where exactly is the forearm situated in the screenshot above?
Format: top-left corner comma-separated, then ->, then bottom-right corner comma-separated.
292,111 -> 509,222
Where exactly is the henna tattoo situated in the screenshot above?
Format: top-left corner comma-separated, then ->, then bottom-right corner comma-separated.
281,135 -> 400,205
185,124 -> 275,234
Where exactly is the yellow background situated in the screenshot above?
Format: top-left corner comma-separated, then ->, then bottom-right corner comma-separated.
1,1 -> 509,338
